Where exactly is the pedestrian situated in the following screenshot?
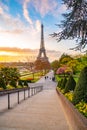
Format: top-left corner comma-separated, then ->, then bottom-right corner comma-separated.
52,77 -> 55,81
45,76 -> 46,80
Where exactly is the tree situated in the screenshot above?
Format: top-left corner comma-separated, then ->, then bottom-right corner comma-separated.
73,54 -> 87,73
0,67 -> 20,89
61,77 -> 67,89
72,67 -> 87,105
0,78 -> 6,89
10,80 -> 17,88
56,66 -> 66,76
56,66 -> 72,76
59,54 -> 73,66
51,60 -> 59,73
34,59 -> 51,74
52,0 -> 87,50
18,80 -> 23,87
64,75 -> 76,93
58,78 -> 63,88
67,59 -> 79,74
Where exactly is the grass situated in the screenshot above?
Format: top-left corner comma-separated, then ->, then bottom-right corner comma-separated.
20,71 -> 45,82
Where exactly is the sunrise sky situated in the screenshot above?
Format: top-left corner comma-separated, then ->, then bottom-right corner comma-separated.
0,0 -> 82,62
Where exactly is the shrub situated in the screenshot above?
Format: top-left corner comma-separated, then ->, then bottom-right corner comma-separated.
64,91 -> 73,102
24,80 -> 28,87
57,78 -> 63,88
10,80 -> 17,88
72,67 -> 87,105
64,75 -> 76,93
18,80 -> 23,87
0,87 -> 3,90
60,78 -> 63,88
57,80 -> 61,87
0,78 -> 6,89
61,77 -> 67,89
17,85 -> 22,88
75,101 -> 87,118
7,85 -> 15,90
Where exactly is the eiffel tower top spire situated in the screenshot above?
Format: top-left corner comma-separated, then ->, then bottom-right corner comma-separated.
40,24 -> 44,49
37,23 -> 48,61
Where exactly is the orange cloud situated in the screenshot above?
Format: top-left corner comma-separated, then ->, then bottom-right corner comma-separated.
0,47 -> 61,62
0,29 -> 24,34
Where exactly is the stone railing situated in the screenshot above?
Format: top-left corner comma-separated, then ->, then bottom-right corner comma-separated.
56,89 -> 87,130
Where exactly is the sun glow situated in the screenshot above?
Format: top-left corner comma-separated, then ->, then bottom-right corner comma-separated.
0,51 -> 18,56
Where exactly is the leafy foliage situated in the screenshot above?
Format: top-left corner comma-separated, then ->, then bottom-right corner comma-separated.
64,75 -> 76,93
75,101 -> 87,118
24,80 -> 28,87
34,59 -> 51,72
18,80 -> 23,87
10,80 -> 17,88
56,66 -> 66,75
67,59 -> 79,74
73,66 -> 87,104
59,54 -> 73,66
57,78 -> 63,88
56,66 -> 72,75
51,60 -> 59,73
0,67 -> 20,89
52,0 -> 87,50
61,77 -> 67,89
64,91 -> 73,102
0,78 -> 6,89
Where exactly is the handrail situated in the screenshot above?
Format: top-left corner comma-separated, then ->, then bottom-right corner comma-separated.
0,85 -> 43,109
0,88 -> 28,96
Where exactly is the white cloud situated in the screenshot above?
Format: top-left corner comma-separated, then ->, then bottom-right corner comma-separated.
58,4 -> 67,14
22,0 -> 60,19
0,7 -> 4,14
35,20 -> 41,32
0,5 -> 41,49
0,1 -> 9,12
33,0 -> 58,17
23,0 -> 33,24
0,3 -> 26,33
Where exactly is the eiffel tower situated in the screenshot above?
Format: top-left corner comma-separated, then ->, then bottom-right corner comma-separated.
37,24 -> 48,61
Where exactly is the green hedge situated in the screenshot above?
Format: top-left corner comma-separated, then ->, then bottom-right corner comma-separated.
64,75 -> 76,93
73,67 -> 87,105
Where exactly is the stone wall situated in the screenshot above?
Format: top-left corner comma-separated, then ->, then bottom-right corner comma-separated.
56,89 -> 87,130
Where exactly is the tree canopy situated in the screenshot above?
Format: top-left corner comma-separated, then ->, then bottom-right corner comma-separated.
52,0 -> 87,51
0,67 -> 20,89
51,60 -> 59,72
34,59 -> 51,71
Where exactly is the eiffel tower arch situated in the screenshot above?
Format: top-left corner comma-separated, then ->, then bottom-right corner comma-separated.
37,24 -> 48,61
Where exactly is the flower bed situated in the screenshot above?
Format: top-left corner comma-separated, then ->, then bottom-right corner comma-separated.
56,88 -> 87,130
59,87 -> 87,118
76,101 -> 87,118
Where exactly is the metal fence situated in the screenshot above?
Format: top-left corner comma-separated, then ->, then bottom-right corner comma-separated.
0,85 -> 43,110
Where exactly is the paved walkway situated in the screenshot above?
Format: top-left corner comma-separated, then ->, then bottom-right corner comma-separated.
0,71 -> 70,130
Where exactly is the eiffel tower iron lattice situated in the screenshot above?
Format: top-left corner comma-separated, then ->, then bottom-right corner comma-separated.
37,24 -> 48,61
